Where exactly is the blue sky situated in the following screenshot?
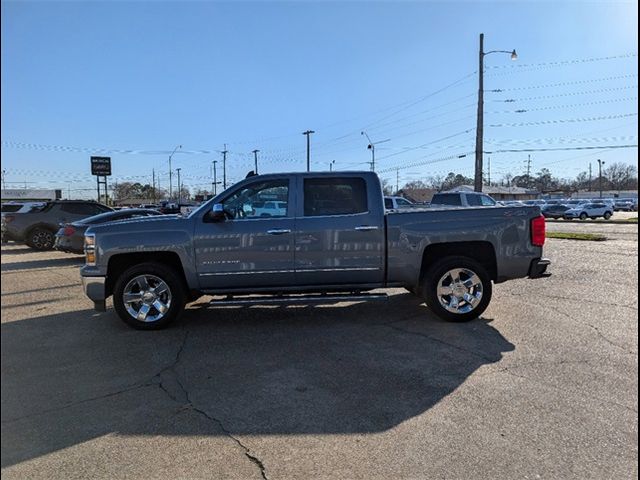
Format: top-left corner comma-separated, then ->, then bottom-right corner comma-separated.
1,0 -> 638,197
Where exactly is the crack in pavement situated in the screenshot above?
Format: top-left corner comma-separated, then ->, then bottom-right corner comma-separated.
152,326 -> 270,480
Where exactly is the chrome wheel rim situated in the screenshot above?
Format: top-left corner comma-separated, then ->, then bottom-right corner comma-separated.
32,230 -> 53,249
123,274 -> 172,322
437,268 -> 483,314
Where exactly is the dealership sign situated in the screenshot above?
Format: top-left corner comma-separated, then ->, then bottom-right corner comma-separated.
91,156 -> 112,176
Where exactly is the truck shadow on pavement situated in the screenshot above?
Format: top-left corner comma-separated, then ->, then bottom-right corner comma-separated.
1,294 -> 514,468
0,256 -> 84,272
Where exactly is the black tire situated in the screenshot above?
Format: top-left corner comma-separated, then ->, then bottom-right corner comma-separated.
579,213 -> 588,220
113,262 -> 186,330
421,256 -> 492,323
26,227 -> 55,250
604,211 -> 612,220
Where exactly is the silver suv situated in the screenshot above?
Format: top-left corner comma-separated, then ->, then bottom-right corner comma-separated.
430,192 -> 497,207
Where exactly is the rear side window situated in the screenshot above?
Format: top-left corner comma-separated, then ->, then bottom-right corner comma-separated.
304,177 -> 368,216
432,194 -> 462,206
384,198 -> 393,209
1,204 -> 22,212
60,203 -> 106,216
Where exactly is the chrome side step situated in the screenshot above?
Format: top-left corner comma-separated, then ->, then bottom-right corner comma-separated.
208,292 -> 388,307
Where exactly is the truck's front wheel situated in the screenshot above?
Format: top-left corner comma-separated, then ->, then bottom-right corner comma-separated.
422,256 -> 492,322
113,262 -> 186,330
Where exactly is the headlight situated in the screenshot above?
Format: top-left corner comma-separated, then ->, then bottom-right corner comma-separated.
84,234 -> 96,265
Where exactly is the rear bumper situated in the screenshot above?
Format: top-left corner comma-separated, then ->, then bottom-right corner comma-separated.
82,276 -> 107,311
529,258 -> 551,278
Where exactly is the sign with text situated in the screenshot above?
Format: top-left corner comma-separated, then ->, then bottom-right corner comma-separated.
91,156 -> 112,176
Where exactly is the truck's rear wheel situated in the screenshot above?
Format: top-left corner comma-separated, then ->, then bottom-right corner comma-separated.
421,256 -> 492,322
113,262 -> 186,330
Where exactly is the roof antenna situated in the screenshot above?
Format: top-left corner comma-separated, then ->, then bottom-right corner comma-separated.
245,171 -> 257,178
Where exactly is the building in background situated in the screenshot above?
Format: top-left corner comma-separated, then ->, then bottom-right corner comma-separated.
1,189 -> 61,202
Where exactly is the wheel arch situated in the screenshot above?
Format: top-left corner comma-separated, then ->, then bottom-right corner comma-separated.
106,252 -> 190,298
419,241 -> 497,286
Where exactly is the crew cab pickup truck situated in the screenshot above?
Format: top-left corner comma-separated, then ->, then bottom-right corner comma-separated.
80,172 -> 550,330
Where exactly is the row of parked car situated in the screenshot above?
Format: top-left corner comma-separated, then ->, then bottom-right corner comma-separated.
500,197 -> 637,220
1,200 -> 173,252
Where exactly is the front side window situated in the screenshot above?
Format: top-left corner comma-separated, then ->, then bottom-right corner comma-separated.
222,179 -> 289,220
396,198 -> 412,206
480,195 -> 496,206
303,177 -> 367,216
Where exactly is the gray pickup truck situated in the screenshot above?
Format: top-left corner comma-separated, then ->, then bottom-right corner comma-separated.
81,172 -> 550,329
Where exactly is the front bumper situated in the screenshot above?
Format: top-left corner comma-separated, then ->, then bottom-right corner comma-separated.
82,276 -> 107,311
529,258 -> 551,278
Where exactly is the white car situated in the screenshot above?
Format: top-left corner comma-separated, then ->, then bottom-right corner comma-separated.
563,203 -> 613,220
384,196 -> 417,209
254,201 -> 287,217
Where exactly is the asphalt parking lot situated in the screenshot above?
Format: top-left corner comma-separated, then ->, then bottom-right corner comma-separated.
1,223 -> 638,479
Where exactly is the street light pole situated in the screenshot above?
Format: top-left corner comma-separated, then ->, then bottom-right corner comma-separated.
474,33 -> 517,192
176,168 -> 182,203
361,131 -> 390,172
168,145 -> 182,200
303,130 -> 315,172
212,160 -> 218,196
252,149 -> 260,174
329,160 -> 335,172
221,145 -> 228,190
598,159 -> 606,198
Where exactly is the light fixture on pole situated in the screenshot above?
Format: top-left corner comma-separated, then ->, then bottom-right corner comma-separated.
475,33 -> 517,192
361,131 -> 390,172
252,149 -> 260,174
168,145 -> 182,200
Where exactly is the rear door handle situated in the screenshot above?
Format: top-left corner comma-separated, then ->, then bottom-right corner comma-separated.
267,229 -> 291,235
355,225 -> 379,231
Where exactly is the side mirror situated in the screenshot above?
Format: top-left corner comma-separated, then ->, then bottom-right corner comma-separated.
210,203 -> 225,222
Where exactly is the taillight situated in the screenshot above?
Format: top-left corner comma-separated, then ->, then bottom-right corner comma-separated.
531,215 -> 546,247
63,225 -> 76,236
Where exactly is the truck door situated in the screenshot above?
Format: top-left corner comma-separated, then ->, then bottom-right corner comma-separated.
294,175 -> 385,286
193,177 -> 295,289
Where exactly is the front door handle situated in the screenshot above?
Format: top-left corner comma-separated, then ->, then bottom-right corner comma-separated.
267,229 -> 291,235
355,225 -> 379,231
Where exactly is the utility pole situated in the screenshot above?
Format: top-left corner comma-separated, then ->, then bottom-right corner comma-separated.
597,159 -> 605,198
1,169 -> 6,191
396,168 -> 400,194
212,160 -> 218,196
303,130 -> 315,172
221,144 -> 228,190
487,156 -> 491,186
474,33 -> 517,192
168,145 -> 181,200
525,154 -> 532,188
588,163 -> 592,191
252,149 -> 260,174
176,168 -> 182,203
152,168 -> 156,203
329,160 -> 335,171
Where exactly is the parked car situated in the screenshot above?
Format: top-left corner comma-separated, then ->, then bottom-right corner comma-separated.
430,192 -> 496,207
541,204 -> 571,219
55,208 -> 163,254
384,196 -> 418,209
500,200 -> 526,207
563,203 -> 613,220
563,199 -> 590,208
614,199 -> 637,212
80,172 -> 550,329
2,200 -> 112,250
522,200 -> 547,206
253,200 -> 288,217
2,202 -> 47,242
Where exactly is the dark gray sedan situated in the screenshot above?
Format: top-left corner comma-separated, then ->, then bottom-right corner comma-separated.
54,209 -> 162,254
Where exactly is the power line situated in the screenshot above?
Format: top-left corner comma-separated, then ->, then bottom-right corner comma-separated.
488,74 -> 638,91
489,112 -> 638,127
489,97 -> 638,114
486,52 -> 638,70
485,144 -> 638,154
492,85 -> 638,102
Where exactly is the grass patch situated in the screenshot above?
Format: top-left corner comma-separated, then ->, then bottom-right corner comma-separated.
626,217 -> 638,223
547,232 -> 607,241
